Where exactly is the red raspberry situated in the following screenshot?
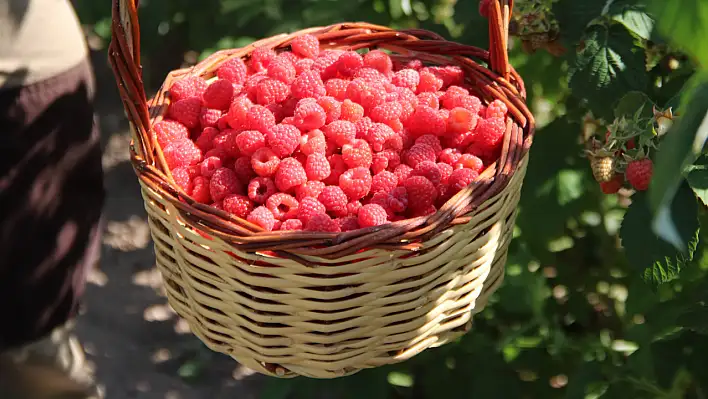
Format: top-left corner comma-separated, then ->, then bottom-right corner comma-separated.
405,105 -> 446,137
405,144 -> 436,168
313,49 -> 344,75
291,34 -> 320,59
455,153 -> 483,172
172,166 -> 193,194
339,167 -> 372,200
448,168 -> 479,192
305,153 -> 331,181
394,164 -> 414,183
297,197 -> 327,224
426,66 -> 464,88
338,216 -> 360,232
601,174 -> 625,194
280,218 -> 304,231
417,92 -> 440,109
417,70 -> 443,93
389,186 -> 408,213
255,78 -> 290,106
203,147 -> 230,163
248,176 -> 276,204
199,156 -> 223,178
202,79 -> 234,110
437,163 -> 454,184
357,203 -> 388,227
278,51 -> 299,64
246,105 -> 276,134
342,139 -> 373,169
305,213 -> 341,232
442,94 -> 483,114
336,51 -> 364,77
163,139 -> 203,169
392,69 -> 420,91
210,167 -> 242,202
354,67 -> 387,83
169,76 -> 208,102
324,120 -> 357,147
447,107 -> 478,134
191,176 -> 212,203
340,99 -> 364,122
445,131 -> 475,150
153,119 -> 189,148
363,50 -> 393,75
371,171 -> 398,194
371,102 -> 403,125
217,58 -> 248,85
266,193 -> 299,220
267,58 -> 296,84
295,58 -> 314,75
323,154 -> 347,186
318,186 -> 349,217
403,176 -> 437,211
251,148 -> 280,177
364,123 -> 395,152
295,180 -> 326,200
222,194 -> 254,219
235,130 -> 266,156
346,79 -> 385,112
226,95 -> 253,130
244,72 -> 269,102
266,124 -> 300,158
275,157 -> 307,192
267,103 -> 285,123
625,158 -> 653,191
199,107 -> 222,129
291,70 -> 326,99
300,129 -> 327,156
412,161 -> 442,185
168,97 -> 202,129
194,126 -> 220,152
479,0 -> 493,17
249,47 -> 277,73
470,116 -> 506,152
444,85 -> 469,98
325,79 -> 350,101
317,96 -> 342,124
234,156 -> 256,181
485,99 -> 508,119
371,153 -> 389,175
415,135 -> 443,155
355,117 -> 374,139
212,130 -> 239,158
346,201 -> 362,216
247,206 -> 276,231
294,101 -> 327,131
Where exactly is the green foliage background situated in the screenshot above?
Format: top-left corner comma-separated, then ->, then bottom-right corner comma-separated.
76,0 -> 708,397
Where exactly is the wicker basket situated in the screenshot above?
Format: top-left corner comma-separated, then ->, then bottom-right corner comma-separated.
108,0 -> 535,379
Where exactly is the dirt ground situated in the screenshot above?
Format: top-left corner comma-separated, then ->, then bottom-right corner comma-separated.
74,50 -> 268,398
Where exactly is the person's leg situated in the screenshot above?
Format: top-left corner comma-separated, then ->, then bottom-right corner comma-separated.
0,58 -> 105,397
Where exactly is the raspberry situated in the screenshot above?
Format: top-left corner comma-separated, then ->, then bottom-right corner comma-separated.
363,50 -> 393,75
275,157 -> 308,192
417,92 -> 440,109
389,186 -> 408,213
338,216 -> 360,232
340,99 -> 364,122
267,103 -> 285,123
250,148 -> 280,177
291,34 -> 320,58
479,0 -> 493,17
293,101 -> 327,131
199,156 -> 223,178
202,79 -> 234,110
195,126 -> 220,152
154,120 -> 189,148
336,51 -> 364,77
392,69 -> 420,91
371,171 -> 398,194
437,163 -> 454,184
217,58 -> 248,85
347,201 -> 362,216
203,147 -> 229,162
405,144 -> 436,168
445,131 -> 475,150
295,58 -> 315,75
299,129 -> 327,156
371,102 -> 403,125
325,79 -> 350,101
169,76 -> 208,101
235,130 -> 266,156
291,70 -> 326,99
447,107 -> 477,134
295,180 -> 326,200
210,167 -> 242,202
226,95 -> 253,130
247,206 -> 277,231
223,194 -> 254,219
305,153 -> 331,181
364,123 -> 395,152
171,166 -> 193,193
234,156 -> 256,181
255,78 -> 290,106
317,96 -> 342,124
426,66 -> 464,88
412,161 -> 442,185
248,176 -> 276,203
371,153 -> 389,175
278,51 -> 299,64
168,97 -> 202,129
403,176 -> 437,211
417,70 -> 443,93
199,107 -> 222,129
354,67 -> 387,83
280,218 -> 304,231
265,193 -> 299,220
485,99 -> 508,119
357,204 -> 388,227
267,58 -> 296,84
342,139 -> 373,169
346,79 -> 385,112
339,167 -> 372,200
163,139 -> 203,169
324,120 -> 357,147
305,213 -> 341,232
313,49 -> 344,75
244,72 -> 269,102
442,94 -> 483,114
456,154 -> 483,172
470,116 -> 506,151
405,105 -> 446,137
625,158 -> 653,191
210,130 -> 237,158
355,117 -> 374,139
318,186 -> 349,217
448,168 -> 478,192
415,135 -> 443,155
322,154 -> 347,186
266,124 -> 300,158
249,47 -> 277,73
393,164 -> 414,183
297,197 -> 327,224
601,174 -> 625,194
246,105 -> 276,134
403,59 -> 424,70
191,176 -> 212,203
380,149 -> 402,170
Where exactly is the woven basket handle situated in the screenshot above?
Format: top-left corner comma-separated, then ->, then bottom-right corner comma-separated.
486,0 -> 513,80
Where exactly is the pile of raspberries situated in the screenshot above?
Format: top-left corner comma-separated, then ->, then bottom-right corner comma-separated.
155,34 -> 508,233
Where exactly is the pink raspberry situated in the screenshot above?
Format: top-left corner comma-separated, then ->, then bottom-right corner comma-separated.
266,193 -> 299,220
247,206 -> 276,231
371,153 -> 389,175
324,120 -> 356,147
275,157 -> 307,192
346,201 -> 362,216
278,51 -> 299,65
172,166 -> 193,194
168,97 -> 202,129
363,50 -> 393,75
426,66 -> 464,88
202,79 -> 234,110
338,216 -> 360,232
217,58 -> 248,85
248,177 -> 276,204
371,171 -> 398,194
203,147 -> 230,163
405,105 -> 446,136
280,218 -> 304,231
246,105 -> 276,134
339,167 -> 372,200
199,156 -> 222,178
325,78 -> 350,101
403,176 -> 437,212
223,194 -> 254,219
234,156 -> 256,181
255,78 -> 290,105
323,154 -> 347,186
295,180 -> 326,200
455,153 -> 483,172
412,161 -> 442,185
437,162 -> 454,184
313,49 -> 344,75
194,126 -> 220,152
297,197 -> 327,224
405,144 -> 436,168
470,116 -> 506,152
199,107 -> 222,129
266,124 -> 300,158
442,94 -> 483,114
226,95 -> 253,130
305,153 -> 331,181
448,168 -> 479,192
346,79 -> 385,112
358,204 -> 388,228
414,135 -> 443,155
191,176 -> 212,203
235,130 -> 266,156
267,58 -> 296,84
389,186 -> 409,213
295,58 -> 314,75
379,149 -> 401,170
342,139 -> 373,169
318,186 -> 349,217
250,147 -> 280,177
340,99 -> 364,122
336,51 -> 364,77
355,117 -> 374,139
294,101 -> 327,131
153,119 -> 189,148
393,164 -> 414,183
417,70 -> 443,93
305,213 -> 341,232
210,130 -> 237,157
354,67 -> 387,83
485,99 -> 508,119
371,102 -> 403,125
417,92 -> 440,109
445,131 -> 475,150
363,123 -> 395,152
291,70 -> 326,99
209,167 -> 242,202
244,72 -> 269,102
169,76 -> 208,101
317,96 -> 342,124
392,69 -> 420,91
300,129 -> 327,156
291,34 -> 320,58
447,107 -> 478,134
249,47 -> 277,73
163,139 -> 203,169
267,103 -> 285,123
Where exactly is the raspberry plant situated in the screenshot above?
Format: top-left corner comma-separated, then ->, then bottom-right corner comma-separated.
77,0 -> 708,397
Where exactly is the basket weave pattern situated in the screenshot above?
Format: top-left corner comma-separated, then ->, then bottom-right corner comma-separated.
109,0 -> 535,378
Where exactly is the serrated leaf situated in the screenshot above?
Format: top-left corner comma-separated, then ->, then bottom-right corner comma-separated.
620,185 -> 700,286
687,155 -> 708,206
648,0 -> 708,69
612,7 -> 655,41
553,0 -> 607,45
614,91 -> 655,120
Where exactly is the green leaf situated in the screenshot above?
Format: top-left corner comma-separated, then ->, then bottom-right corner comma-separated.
648,0 -> 708,69
687,155 -> 708,206
553,0 -> 606,45
387,371 -> 413,388
612,7 -> 655,41
614,91 -> 655,120
620,185 -> 700,286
